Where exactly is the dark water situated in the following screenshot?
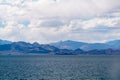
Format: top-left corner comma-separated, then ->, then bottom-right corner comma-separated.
0,55 -> 120,80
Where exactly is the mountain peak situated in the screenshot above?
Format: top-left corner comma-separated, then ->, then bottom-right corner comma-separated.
0,39 -> 12,45
51,40 -> 87,50
51,39 -> 120,51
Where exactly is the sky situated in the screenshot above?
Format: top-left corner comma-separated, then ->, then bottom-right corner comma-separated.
0,0 -> 120,43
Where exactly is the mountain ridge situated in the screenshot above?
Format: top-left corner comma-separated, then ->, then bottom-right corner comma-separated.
0,39 -> 12,45
0,39 -> 120,55
50,40 -> 120,51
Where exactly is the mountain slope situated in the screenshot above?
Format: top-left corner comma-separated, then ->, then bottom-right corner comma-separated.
50,40 -> 88,50
50,40 -> 120,51
0,41 -> 59,54
0,39 -> 120,55
106,40 -> 120,49
0,39 -> 12,45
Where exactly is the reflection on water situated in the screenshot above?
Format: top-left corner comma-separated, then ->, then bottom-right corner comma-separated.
0,55 -> 120,80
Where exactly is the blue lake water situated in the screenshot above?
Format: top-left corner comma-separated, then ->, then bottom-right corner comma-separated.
0,55 -> 120,80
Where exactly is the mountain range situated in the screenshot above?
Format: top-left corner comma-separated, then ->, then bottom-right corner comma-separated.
0,41 -> 59,55
0,39 -> 120,55
50,40 -> 120,51
0,39 -> 12,45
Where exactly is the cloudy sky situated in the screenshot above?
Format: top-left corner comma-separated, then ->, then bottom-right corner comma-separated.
0,0 -> 120,43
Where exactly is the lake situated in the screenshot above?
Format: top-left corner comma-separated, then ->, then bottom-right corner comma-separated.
0,55 -> 120,80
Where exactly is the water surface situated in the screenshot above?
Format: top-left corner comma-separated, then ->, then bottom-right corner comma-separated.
0,55 -> 120,80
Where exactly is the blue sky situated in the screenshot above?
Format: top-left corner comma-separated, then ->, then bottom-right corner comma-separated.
0,0 -> 120,43
0,22 -> 6,27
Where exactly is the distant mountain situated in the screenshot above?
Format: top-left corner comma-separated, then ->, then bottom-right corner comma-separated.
50,40 -> 87,50
0,41 -> 59,55
106,40 -> 120,49
85,48 -> 120,55
0,41 -> 85,55
50,40 -> 120,51
0,39 -> 120,55
80,43 -> 108,51
0,39 -> 12,45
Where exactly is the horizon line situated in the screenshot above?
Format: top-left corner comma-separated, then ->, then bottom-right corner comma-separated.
1,39 -> 120,44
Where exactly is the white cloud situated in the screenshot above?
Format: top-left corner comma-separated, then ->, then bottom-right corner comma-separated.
21,0 -> 120,19
0,0 -> 120,43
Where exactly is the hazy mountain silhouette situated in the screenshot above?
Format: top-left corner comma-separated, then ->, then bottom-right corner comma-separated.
0,39 -> 120,55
